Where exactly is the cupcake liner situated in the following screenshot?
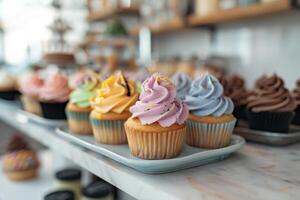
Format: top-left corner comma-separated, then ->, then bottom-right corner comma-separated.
66,110 -> 92,135
21,95 -> 42,116
292,106 -> 300,125
90,117 -> 127,144
233,105 -> 247,121
186,119 -> 236,149
247,110 -> 294,133
0,91 -> 19,101
39,101 -> 68,119
125,123 -> 186,160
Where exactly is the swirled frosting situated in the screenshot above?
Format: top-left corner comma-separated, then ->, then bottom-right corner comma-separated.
19,72 -> 44,98
293,80 -> 300,106
247,74 -> 296,112
3,150 -> 39,172
130,73 -> 189,127
70,72 -> 101,108
90,72 -> 138,114
39,73 -> 71,103
171,72 -> 192,101
185,73 -> 234,117
225,75 -> 249,106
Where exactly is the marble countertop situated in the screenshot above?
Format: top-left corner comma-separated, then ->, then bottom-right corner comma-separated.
0,100 -> 299,200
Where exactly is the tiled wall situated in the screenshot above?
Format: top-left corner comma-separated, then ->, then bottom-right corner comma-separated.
153,11 -> 300,90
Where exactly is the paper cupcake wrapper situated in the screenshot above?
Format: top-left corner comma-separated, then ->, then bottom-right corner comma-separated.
39,101 -> 67,120
21,95 -> 42,116
247,110 -> 294,133
186,119 -> 236,149
90,118 -> 127,144
66,110 -> 92,135
125,124 -> 186,160
233,105 -> 247,121
0,90 -> 19,101
292,106 -> 300,125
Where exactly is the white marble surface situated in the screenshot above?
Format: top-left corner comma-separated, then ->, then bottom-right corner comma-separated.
0,101 -> 299,200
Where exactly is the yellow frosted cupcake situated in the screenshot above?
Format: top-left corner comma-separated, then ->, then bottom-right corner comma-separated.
90,72 -> 138,144
66,72 -> 101,135
125,73 -> 189,160
184,73 -> 236,149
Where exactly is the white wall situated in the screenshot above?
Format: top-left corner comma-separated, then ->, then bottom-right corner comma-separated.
153,11 -> 300,90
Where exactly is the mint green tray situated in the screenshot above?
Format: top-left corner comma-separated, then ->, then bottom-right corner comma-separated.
56,127 -> 245,174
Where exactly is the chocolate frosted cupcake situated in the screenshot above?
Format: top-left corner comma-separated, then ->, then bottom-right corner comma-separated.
226,75 -> 249,120
292,80 -> 300,125
247,74 -> 296,133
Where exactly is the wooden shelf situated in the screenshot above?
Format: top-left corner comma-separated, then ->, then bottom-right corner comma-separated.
87,6 -> 139,22
188,0 -> 292,26
130,17 -> 186,36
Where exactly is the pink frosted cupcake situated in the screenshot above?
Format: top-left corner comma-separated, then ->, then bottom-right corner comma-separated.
19,72 -> 44,115
125,73 -> 189,160
39,73 -> 71,119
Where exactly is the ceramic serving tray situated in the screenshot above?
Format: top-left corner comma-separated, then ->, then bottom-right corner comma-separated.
234,121 -> 300,146
18,110 -> 66,127
56,127 -> 245,174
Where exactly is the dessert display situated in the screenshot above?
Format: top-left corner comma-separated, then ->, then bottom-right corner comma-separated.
0,70 -> 18,100
125,73 -> 189,159
225,74 -> 249,120
39,73 -> 71,119
90,72 -> 138,144
171,72 -> 192,101
292,79 -> 300,125
55,168 -> 82,200
66,72 -> 101,135
184,73 -> 236,149
247,74 -> 296,132
82,181 -> 114,200
19,72 -> 44,115
2,135 -> 40,181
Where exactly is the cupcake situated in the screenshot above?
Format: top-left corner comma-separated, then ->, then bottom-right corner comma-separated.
247,74 -> 296,132
2,135 -> 40,181
184,73 -> 236,149
19,72 -> 44,115
171,72 -> 192,101
225,74 -> 249,120
125,73 -> 189,159
292,79 -> 300,125
66,72 -> 101,135
90,72 -> 138,144
39,73 -> 71,119
0,71 -> 18,100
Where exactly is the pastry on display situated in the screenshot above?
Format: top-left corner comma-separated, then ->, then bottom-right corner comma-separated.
125,73 -> 189,159
292,79 -> 300,125
225,74 -> 249,120
66,72 -> 101,135
44,190 -> 75,200
184,73 -> 236,149
0,70 -> 18,100
90,72 -> 138,144
171,72 -> 192,101
247,74 -> 296,132
39,73 -> 71,119
19,72 -> 44,115
2,135 -> 40,181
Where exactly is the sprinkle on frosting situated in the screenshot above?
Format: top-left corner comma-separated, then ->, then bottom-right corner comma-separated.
39,73 -> 71,103
247,74 -> 296,112
90,72 -> 138,114
70,72 -> 101,108
185,73 -> 234,117
130,73 -> 189,127
171,72 -> 192,101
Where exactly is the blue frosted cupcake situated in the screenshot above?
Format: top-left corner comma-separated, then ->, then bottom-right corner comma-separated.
171,72 -> 192,101
185,73 -> 236,149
